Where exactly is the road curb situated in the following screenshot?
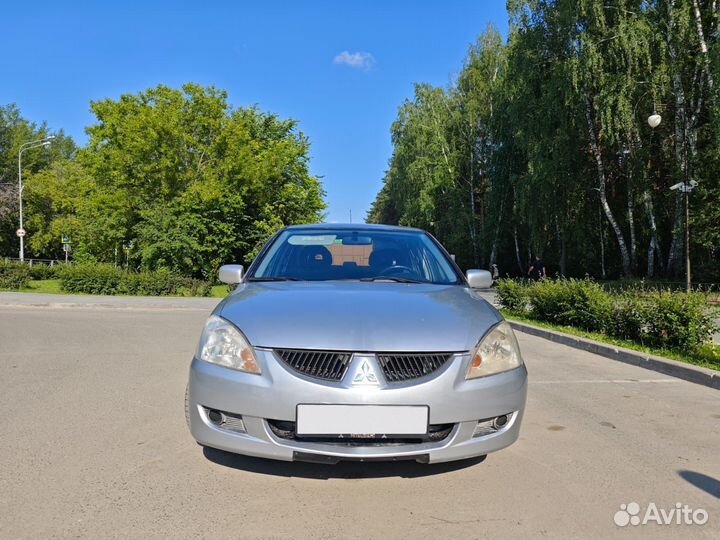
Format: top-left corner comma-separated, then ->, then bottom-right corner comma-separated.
508,320 -> 719,390
0,302 -> 212,312
0,293 -> 221,312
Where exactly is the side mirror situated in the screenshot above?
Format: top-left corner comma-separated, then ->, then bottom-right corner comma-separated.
466,269 -> 493,289
218,264 -> 244,284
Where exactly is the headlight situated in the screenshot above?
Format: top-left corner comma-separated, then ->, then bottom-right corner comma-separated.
466,321 -> 523,379
196,315 -> 261,374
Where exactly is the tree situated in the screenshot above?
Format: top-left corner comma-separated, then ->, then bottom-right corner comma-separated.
12,83 -> 327,275
0,104 -> 75,258
370,1 -> 719,282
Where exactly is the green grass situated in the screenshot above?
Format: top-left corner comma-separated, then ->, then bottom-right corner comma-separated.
502,309 -> 720,372
23,279 -> 65,294
0,279 -> 68,294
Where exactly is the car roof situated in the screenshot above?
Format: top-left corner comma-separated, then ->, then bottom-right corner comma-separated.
284,223 -> 426,233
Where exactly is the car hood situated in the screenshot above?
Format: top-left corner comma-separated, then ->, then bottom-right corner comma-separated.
218,281 -> 501,352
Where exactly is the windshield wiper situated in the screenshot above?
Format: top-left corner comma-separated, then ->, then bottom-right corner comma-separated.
360,276 -> 425,284
247,277 -> 303,282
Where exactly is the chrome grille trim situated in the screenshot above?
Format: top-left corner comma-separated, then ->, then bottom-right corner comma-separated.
274,349 -> 352,381
377,352 -> 454,382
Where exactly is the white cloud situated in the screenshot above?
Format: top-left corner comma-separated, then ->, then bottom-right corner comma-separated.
333,51 -> 375,70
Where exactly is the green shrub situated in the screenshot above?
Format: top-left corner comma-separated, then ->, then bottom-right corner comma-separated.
637,290 -> 716,350
495,279 -> 531,314
608,295 -> 645,342
511,278 -> 717,353
60,264 -> 124,295
28,263 -> 63,280
529,279 -> 612,332
117,270 -> 181,296
180,279 -> 213,297
59,264 -> 212,297
0,261 -> 31,289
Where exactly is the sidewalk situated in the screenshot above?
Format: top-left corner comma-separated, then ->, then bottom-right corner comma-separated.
0,292 -> 222,311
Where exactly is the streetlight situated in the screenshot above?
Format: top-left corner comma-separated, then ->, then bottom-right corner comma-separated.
17,135 -> 55,261
647,111 -> 694,292
647,113 -> 662,128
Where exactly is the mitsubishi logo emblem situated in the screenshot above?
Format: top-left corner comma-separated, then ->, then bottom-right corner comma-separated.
352,359 -> 380,385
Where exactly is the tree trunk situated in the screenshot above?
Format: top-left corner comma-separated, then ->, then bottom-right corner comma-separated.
643,191 -> 663,278
666,0 -> 691,276
666,92 -> 687,275
555,217 -> 566,277
667,192 -> 685,275
514,226 -> 524,275
468,136 -> 479,267
599,205 -> 607,279
584,95 -> 632,277
489,195 -> 504,270
627,186 -> 636,271
692,0 -> 715,91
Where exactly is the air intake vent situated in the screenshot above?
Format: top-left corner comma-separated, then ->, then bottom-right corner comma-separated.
377,353 -> 454,382
274,349 -> 352,381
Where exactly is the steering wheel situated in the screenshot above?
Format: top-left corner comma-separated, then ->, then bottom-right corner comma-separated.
379,264 -> 414,276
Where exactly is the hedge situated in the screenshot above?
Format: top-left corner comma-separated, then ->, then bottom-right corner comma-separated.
28,263 -> 63,280
59,264 -> 212,297
496,278 -> 717,352
0,261 -> 31,289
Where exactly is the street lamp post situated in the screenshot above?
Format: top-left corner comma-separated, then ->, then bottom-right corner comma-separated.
647,112 -> 695,292
18,136 -> 55,261
669,156 -> 697,293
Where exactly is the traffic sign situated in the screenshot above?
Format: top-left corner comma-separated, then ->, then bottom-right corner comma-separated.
16,228 -> 26,237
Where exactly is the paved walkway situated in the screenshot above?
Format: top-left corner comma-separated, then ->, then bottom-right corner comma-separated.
0,291 -> 221,311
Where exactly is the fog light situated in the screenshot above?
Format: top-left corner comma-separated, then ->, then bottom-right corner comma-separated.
206,407 -> 247,434
493,414 -> 509,429
473,413 -> 513,438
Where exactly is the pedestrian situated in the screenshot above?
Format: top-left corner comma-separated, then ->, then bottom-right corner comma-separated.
528,255 -> 546,281
491,263 -> 499,280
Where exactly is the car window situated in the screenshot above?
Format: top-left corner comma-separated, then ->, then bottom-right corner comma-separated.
251,229 -> 460,284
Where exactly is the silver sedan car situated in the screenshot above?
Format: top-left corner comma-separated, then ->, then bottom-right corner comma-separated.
187,224 -> 527,464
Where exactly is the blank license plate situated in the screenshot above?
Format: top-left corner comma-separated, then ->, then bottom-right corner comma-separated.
296,405 -> 429,436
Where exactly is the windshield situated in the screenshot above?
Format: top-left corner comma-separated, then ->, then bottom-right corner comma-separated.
249,228 -> 461,284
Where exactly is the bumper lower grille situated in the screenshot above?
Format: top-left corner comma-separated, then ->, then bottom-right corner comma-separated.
275,349 -> 352,381
377,353 -> 454,382
268,420 -> 454,446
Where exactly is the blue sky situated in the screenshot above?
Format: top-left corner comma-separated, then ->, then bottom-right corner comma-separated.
2,1 -> 508,222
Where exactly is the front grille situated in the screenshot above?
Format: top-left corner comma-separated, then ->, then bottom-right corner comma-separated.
377,353 -> 454,382
267,420 -> 454,446
275,349 -> 352,381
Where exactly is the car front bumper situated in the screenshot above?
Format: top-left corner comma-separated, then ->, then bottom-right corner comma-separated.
187,349 -> 528,464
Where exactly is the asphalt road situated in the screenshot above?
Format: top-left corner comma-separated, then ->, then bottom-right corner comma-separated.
0,296 -> 718,540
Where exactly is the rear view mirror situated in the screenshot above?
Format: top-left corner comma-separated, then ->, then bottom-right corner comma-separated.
466,269 -> 493,289
342,235 -> 372,245
218,264 -> 244,284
